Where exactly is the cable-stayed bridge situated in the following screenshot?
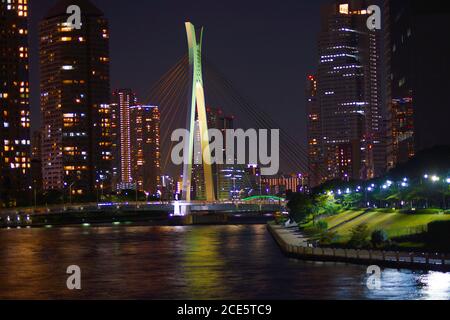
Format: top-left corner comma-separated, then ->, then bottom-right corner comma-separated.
141,22 -> 325,207
0,22 -> 320,223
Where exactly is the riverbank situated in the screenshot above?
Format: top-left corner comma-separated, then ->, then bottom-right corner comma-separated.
267,222 -> 450,272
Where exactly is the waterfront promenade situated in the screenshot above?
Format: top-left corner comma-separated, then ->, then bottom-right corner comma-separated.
268,223 -> 450,272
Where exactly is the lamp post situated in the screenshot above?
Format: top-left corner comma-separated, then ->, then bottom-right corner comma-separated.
69,182 -> 75,205
96,180 -> 99,206
99,183 -> 104,205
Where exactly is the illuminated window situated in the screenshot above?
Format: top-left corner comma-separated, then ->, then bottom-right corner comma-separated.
339,4 -> 349,15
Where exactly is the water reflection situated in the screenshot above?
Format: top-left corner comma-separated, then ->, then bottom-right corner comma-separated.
419,272 -> 450,300
180,227 -> 226,299
0,225 -> 448,300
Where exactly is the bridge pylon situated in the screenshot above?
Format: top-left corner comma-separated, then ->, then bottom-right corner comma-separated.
182,22 -> 216,202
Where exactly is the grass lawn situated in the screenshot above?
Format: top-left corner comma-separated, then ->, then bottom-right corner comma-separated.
324,209 -> 366,229
312,209 -> 450,243
299,209 -> 365,233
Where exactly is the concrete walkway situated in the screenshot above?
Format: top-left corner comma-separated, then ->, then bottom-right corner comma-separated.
267,222 -> 450,272
271,224 -> 310,247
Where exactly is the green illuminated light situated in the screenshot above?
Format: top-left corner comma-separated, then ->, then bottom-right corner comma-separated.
242,195 -> 285,202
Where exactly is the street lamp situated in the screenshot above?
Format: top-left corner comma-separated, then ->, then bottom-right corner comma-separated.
431,175 -> 440,182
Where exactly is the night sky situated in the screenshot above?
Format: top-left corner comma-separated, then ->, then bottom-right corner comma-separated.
29,0 -> 330,148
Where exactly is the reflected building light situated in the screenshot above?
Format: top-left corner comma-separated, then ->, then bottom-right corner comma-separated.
420,272 -> 450,300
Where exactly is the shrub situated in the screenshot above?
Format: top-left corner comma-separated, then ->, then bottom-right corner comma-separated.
348,223 -> 370,248
276,216 -> 288,225
316,220 -> 329,232
371,229 -> 388,247
318,231 -> 339,246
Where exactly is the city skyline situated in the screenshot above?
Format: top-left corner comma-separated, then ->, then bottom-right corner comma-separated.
1,0 -> 450,303
2,0 -> 450,203
28,0 -> 329,148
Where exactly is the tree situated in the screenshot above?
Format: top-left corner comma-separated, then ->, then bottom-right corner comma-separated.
341,193 -> 363,209
348,223 -> 370,248
314,193 -> 340,215
287,193 -> 314,224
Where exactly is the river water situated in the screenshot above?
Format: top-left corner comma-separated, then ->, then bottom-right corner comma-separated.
0,224 -> 448,300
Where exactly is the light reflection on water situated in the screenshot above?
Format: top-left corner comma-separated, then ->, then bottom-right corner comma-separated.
0,224 -> 448,300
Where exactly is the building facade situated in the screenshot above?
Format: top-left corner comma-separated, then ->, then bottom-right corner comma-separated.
262,174 -> 306,196
111,92 -> 161,194
130,105 -> 161,195
306,75 -> 323,187
191,107 -> 249,201
389,0 -> 450,158
40,0 -> 112,197
314,1 -> 388,184
0,0 -> 31,207
31,130 -> 43,196
111,89 -> 136,190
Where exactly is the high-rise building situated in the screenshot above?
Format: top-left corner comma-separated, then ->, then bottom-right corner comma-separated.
40,0 -> 112,197
391,97 -> 414,164
191,107 -> 247,200
111,91 -> 161,194
387,0 -> 414,166
31,130 -> 43,195
110,97 -> 120,190
160,175 -> 180,201
130,105 -> 161,194
111,89 -> 136,190
306,75 -> 323,187
0,0 -> 31,207
192,107 -> 222,200
215,112 -> 248,200
389,0 -> 450,157
315,1 -> 388,183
